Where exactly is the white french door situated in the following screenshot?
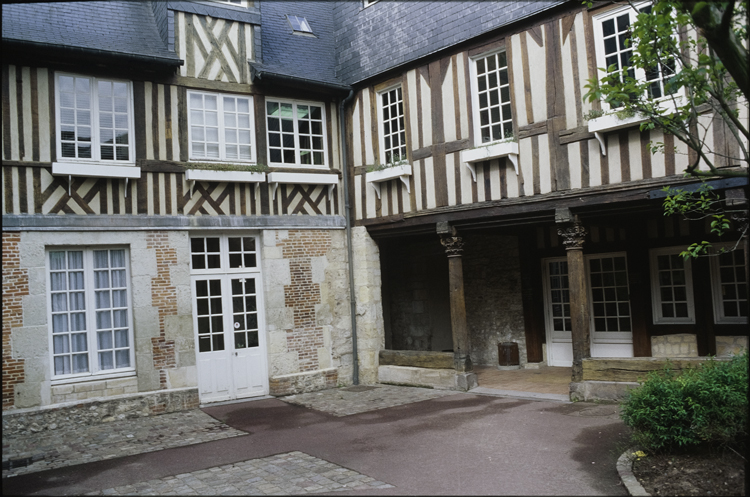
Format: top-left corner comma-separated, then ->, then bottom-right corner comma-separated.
542,253 -> 634,367
190,234 -> 268,402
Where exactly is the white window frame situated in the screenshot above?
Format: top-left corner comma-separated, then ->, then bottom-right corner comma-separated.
213,0 -> 249,7
189,233 -> 261,275
541,257 -> 573,343
649,246 -> 696,324
468,49 -> 514,147
376,85 -> 408,166
265,98 -> 328,169
46,246 -> 135,384
586,251 -> 633,343
709,243 -> 748,324
187,90 -> 256,164
54,72 -> 135,166
591,1 -> 682,113
286,15 -> 313,34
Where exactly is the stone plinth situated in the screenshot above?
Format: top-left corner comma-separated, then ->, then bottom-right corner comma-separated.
378,365 -> 477,391
651,333 -> 698,358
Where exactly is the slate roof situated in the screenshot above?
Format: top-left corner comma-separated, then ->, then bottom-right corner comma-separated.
2,1 -> 181,65
254,0 -> 347,89
333,0 -> 567,85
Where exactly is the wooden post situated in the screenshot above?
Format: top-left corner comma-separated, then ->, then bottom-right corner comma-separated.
558,218 -> 590,382
437,222 -> 472,372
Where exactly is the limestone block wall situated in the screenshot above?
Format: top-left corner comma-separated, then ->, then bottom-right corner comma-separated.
351,226 -> 385,385
651,333 -> 699,358
262,229 -> 355,394
463,232 -> 526,367
1,230 -> 196,411
715,336 -> 748,357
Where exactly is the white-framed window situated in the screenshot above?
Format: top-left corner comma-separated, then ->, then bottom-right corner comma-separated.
592,1 -> 678,109
266,99 -> 327,168
55,73 -> 134,164
213,0 -> 248,7
377,86 -> 407,165
709,245 -> 748,324
587,252 -> 632,339
364,0 -> 380,8
190,234 -> 259,273
542,258 -> 572,339
47,247 -> 134,380
188,91 -> 256,163
469,50 -> 514,145
649,247 -> 695,324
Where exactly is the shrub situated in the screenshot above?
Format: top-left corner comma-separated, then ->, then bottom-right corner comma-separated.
620,353 -> 748,452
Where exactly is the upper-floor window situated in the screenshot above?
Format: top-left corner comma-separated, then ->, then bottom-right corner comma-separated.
287,15 -> 313,34
377,86 -> 407,165
710,246 -> 748,324
188,91 -> 256,163
213,0 -> 249,7
649,247 -> 695,324
47,247 -> 134,380
266,99 -> 327,167
56,74 -> 134,164
470,51 -> 513,144
592,2 -> 678,108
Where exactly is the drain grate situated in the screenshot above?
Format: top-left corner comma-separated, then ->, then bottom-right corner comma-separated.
2,456 -> 35,470
341,385 -> 379,392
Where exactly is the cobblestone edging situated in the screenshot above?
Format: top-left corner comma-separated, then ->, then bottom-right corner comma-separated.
2,387 -> 199,437
616,450 -> 650,496
86,451 -> 394,495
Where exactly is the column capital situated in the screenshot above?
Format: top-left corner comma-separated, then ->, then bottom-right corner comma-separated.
440,235 -> 464,257
557,222 -> 587,250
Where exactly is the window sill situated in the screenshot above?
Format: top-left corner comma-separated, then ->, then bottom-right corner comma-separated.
365,164 -> 412,199
51,369 -> 136,386
52,162 -> 140,197
266,171 -> 338,200
587,96 -> 686,155
460,141 -> 519,181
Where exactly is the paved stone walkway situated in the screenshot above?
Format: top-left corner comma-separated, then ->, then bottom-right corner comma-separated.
279,384 -> 459,416
85,451 -> 393,495
2,409 -> 246,478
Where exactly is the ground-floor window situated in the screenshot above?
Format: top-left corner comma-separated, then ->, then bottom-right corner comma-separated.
47,247 -> 134,379
649,247 -> 695,324
710,245 -> 748,324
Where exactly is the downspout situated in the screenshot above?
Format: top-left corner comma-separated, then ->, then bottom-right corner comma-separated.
339,89 -> 359,385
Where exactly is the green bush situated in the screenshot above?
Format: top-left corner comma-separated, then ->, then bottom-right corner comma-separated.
620,353 -> 748,452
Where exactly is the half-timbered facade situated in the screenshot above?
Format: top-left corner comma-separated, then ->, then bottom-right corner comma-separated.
336,0 -> 747,396
2,0 -> 748,420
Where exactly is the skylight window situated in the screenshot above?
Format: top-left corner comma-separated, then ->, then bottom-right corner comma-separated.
287,15 -> 313,34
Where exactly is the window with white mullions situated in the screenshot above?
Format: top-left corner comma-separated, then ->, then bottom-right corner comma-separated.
188,91 -> 255,162
650,248 -> 695,324
266,100 -> 326,167
474,51 -> 513,143
48,248 -> 133,378
547,260 -> 572,333
228,236 -> 257,269
594,2 -> 679,108
378,87 -> 406,164
195,279 -> 225,352
56,74 -> 133,163
710,247 -> 748,323
231,278 -> 259,349
589,255 -> 632,333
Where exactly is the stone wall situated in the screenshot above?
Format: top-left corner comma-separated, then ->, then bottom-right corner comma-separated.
715,336 -> 748,357
462,232 -> 526,367
351,226 -> 385,384
2,230 -> 196,411
2,387 -> 198,437
2,232 -> 28,410
651,333 -> 699,358
263,229 -> 356,393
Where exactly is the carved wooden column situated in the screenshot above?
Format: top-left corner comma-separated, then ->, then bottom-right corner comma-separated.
557,218 -> 590,382
437,222 -> 472,373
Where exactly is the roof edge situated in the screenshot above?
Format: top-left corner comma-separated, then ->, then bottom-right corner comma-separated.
250,64 -> 352,95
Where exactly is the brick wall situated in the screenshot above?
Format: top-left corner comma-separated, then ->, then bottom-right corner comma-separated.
2,232 -> 28,410
146,232 -> 178,388
278,230 -> 332,372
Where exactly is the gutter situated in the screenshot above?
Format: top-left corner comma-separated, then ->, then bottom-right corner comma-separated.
3,39 -> 184,67
250,65 -> 351,95
339,89 -> 359,384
